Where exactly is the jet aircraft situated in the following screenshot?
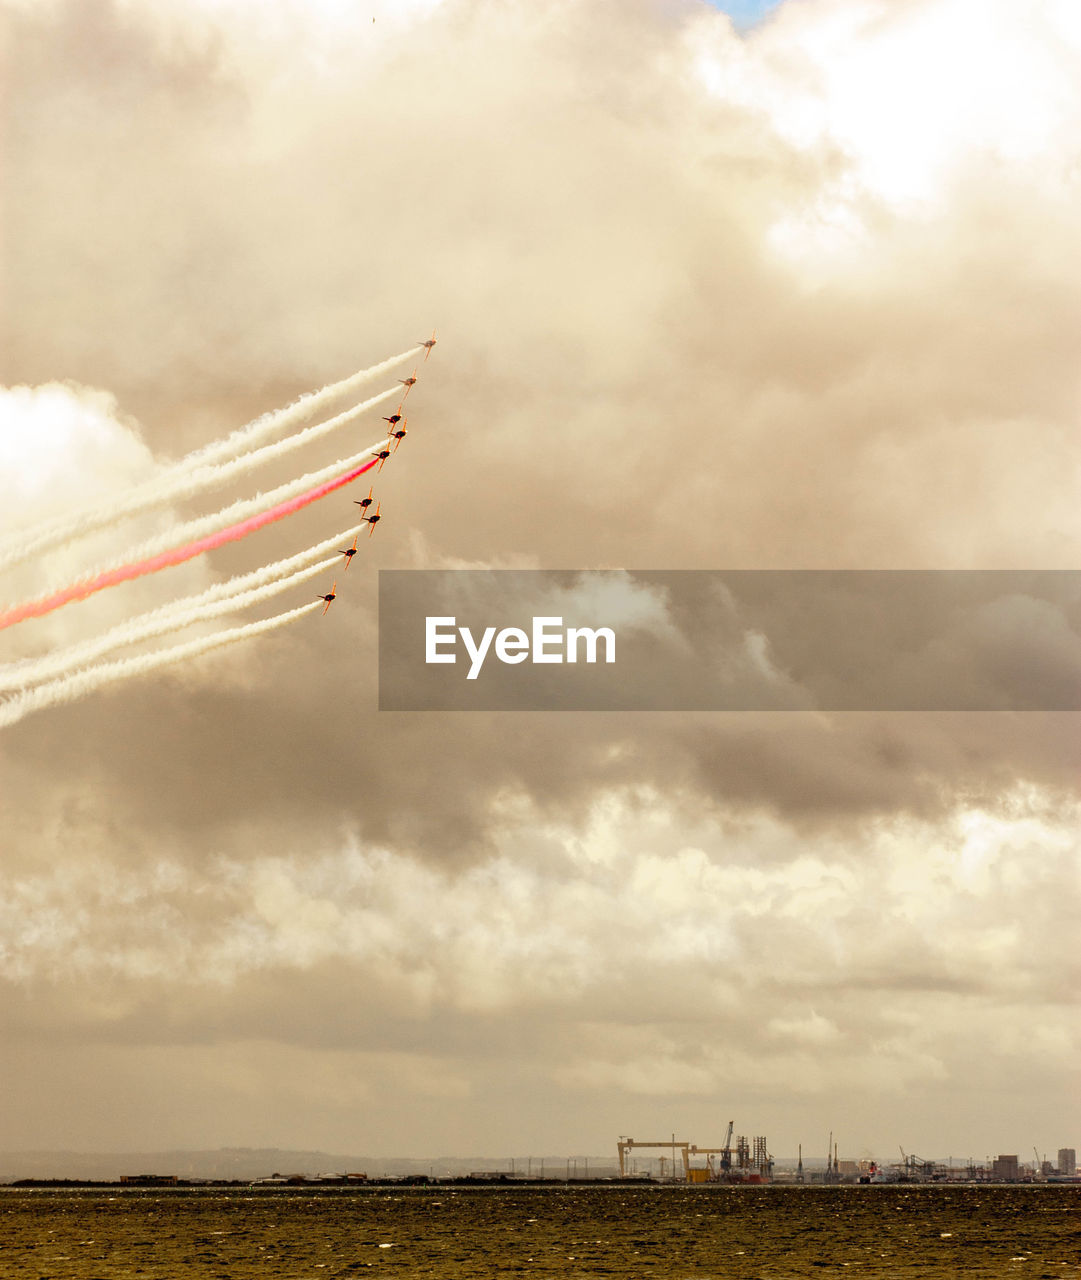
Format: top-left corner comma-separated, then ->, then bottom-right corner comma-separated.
338,535 -> 359,569
353,486 -> 375,515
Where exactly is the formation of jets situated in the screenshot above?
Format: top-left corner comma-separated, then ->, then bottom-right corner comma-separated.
318,330 -> 435,617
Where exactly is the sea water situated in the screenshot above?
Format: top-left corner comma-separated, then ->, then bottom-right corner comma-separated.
1,1184 -> 1078,1278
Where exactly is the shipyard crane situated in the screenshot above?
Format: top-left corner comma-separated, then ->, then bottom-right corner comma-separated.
686,1144 -> 729,1179
899,1147 -> 937,1180
687,1135 -> 771,1182
617,1137 -> 691,1180
721,1120 -> 734,1171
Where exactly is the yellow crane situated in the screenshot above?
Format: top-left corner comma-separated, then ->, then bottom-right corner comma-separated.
617,1136 -> 691,1180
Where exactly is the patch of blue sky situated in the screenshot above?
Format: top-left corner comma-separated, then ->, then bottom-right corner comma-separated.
701,0 -> 786,31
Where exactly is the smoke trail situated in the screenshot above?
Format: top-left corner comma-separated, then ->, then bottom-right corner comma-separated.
0,602 -> 322,730
0,454 -> 380,632
0,386 -> 400,572
0,551 -> 351,692
136,520 -> 367,616
178,346 -> 417,470
0,437 -> 387,630
121,432 -> 390,577
89,431 -> 389,583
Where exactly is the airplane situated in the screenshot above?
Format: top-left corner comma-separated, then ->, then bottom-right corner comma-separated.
317,582 -> 338,615
338,535 -> 359,569
387,426 -> 407,451
353,486 -> 375,515
418,329 -> 437,360
363,502 -> 382,536
398,368 -> 418,395
370,447 -> 392,472
382,407 -> 406,427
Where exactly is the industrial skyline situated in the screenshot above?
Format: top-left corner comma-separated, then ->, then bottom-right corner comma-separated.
1,1140 -> 1077,1186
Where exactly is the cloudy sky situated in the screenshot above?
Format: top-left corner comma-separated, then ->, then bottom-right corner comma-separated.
1,0 -> 1079,1166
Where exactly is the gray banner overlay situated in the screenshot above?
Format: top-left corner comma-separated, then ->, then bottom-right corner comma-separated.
378,570 -> 1081,711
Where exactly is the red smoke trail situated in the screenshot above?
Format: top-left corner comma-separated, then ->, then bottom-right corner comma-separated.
0,457 -> 379,632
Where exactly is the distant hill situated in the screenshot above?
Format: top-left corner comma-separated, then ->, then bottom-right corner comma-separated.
0,1148 -> 619,1182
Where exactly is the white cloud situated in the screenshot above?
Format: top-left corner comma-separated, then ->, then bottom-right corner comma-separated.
0,384 -> 153,524
689,0 -> 1081,275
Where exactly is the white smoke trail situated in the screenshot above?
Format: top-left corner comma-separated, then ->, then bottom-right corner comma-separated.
0,386 -> 401,573
0,601 -> 322,729
177,346 -> 416,471
0,537 -> 359,691
13,436 -> 390,608
0,343 -> 417,571
140,520 -> 368,616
